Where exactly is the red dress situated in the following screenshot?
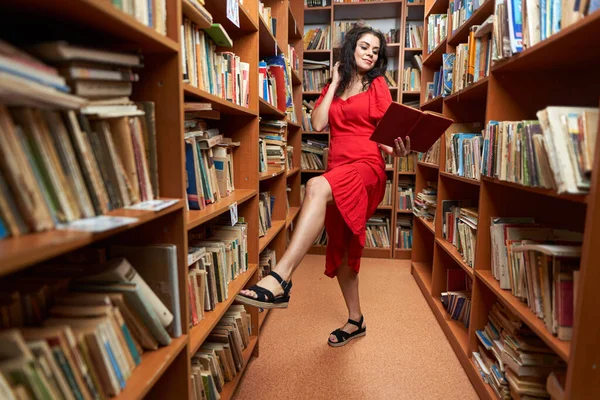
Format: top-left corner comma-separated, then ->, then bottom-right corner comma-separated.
314,76 -> 392,278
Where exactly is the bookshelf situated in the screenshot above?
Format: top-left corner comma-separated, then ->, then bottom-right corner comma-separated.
413,0 -> 600,397
0,0 -> 304,399
304,0 -> 425,259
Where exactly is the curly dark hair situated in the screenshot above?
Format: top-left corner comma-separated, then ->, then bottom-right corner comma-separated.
334,25 -> 388,97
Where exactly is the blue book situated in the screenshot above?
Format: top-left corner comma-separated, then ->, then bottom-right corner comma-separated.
589,0 -> 600,13
104,341 -> 126,389
552,0 -> 561,34
442,53 -> 455,97
476,330 -> 493,349
0,63 -> 70,92
185,141 -> 202,209
147,0 -> 153,28
0,215 -> 7,240
507,0 -> 523,53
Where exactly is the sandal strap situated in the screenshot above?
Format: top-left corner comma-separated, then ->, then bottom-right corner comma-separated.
347,315 -> 364,328
268,271 -> 292,294
330,328 -> 350,343
245,285 -> 275,302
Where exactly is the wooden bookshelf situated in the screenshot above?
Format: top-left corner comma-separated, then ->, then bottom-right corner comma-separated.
186,190 -> 257,230
218,336 -> 259,400
259,220 -> 287,253
412,0 -> 600,397
287,206 -> 301,228
259,167 -> 286,181
287,166 -> 301,177
259,97 -> 286,117
184,84 -> 258,116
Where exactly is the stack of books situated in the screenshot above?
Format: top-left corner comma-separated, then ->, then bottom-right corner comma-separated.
301,139 -> 327,170
418,137 -> 441,165
302,65 -> 330,92
405,22 -> 424,48
441,268 -> 473,328
397,177 -> 415,211
445,123 -> 484,180
427,14 -> 448,52
259,120 -> 287,172
413,182 -> 437,222
403,67 -> 421,91
473,301 -> 567,399
380,180 -> 394,206
442,200 -> 478,267
384,70 -> 398,88
365,215 -> 391,248
190,305 -> 252,400
480,107 -> 599,194
110,0 -> 168,35
396,216 -> 413,249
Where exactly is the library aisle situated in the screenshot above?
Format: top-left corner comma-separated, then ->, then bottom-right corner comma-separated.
235,255 -> 478,399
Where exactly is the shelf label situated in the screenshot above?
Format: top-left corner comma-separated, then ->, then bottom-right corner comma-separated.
125,199 -> 178,212
227,0 -> 240,28
57,216 -> 139,233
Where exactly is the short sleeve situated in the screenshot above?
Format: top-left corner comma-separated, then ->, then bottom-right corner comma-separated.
314,82 -> 331,110
369,76 -> 393,122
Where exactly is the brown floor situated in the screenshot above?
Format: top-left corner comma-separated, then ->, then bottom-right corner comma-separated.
233,255 -> 479,400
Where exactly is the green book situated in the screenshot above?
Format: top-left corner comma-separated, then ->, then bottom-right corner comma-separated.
204,23 -> 233,47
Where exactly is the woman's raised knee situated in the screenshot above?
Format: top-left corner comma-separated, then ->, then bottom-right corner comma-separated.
305,177 -> 332,201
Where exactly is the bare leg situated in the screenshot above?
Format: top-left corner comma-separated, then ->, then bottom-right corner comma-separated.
329,252 -> 365,343
240,176 -> 333,299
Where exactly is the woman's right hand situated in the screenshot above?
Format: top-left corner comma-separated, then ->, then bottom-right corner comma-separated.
331,62 -> 341,89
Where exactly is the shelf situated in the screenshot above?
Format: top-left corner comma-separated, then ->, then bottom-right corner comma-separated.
189,264 -> 259,355
420,95 -> 443,112
423,38 -> 447,66
398,171 -> 417,175
186,189 -> 257,230
394,248 -> 412,259
288,6 -> 302,40
402,91 -> 421,95
182,0 -> 212,29
426,0 -> 451,18
287,119 -> 302,129
308,244 -> 328,255
218,335 -> 259,400
259,15 -> 282,59
492,9 -> 600,72
302,130 -> 330,135
204,0 -> 258,37
362,247 -> 392,258
377,205 -> 393,210
480,176 -> 588,204
184,84 -> 257,116
444,76 -> 489,103
0,200 -> 183,278
259,98 -> 286,118
397,209 -> 414,214
5,0 -> 178,54
476,270 -> 570,362
333,0 -> 404,19
303,49 -> 332,54
436,238 -> 474,278
114,336 -> 188,400
258,309 -> 270,328
287,206 -> 301,228
407,3 -> 426,20
304,6 -> 332,25
417,161 -> 440,169
259,220 -> 286,252
433,297 -> 470,355
301,169 -> 326,173
416,216 -> 435,234
303,90 -> 322,95
291,69 -> 302,86
412,262 -> 433,293
259,167 -> 286,181
287,166 -> 301,177
439,171 -> 481,186
448,0 -> 495,46
404,47 -> 423,52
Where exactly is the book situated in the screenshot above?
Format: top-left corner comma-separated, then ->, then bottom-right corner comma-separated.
369,102 -> 454,152
204,23 -> 233,47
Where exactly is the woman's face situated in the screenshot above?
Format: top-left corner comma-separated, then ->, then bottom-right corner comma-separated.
354,33 -> 380,73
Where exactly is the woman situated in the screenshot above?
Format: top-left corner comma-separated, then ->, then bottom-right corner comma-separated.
236,25 -> 411,347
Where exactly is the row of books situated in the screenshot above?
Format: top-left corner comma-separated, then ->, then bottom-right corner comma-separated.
301,139 -> 328,170
384,70 -> 398,88
302,66 -> 330,92
181,20 -> 249,108
111,0 -> 167,35
442,200 -> 478,267
397,216 -> 413,249
0,243 -> 183,398
441,22 -> 492,96
449,0 -> 485,35
413,182 -> 437,222
405,23 -> 424,48
303,27 -> 331,51
380,180 -> 394,206
441,268 -> 473,328
493,0 -> 599,60
445,123 -> 484,180
402,67 -> 421,91
259,1 -> 277,35
289,46 -> 300,73
425,63 -> 444,100
480,107 -> 599,194
427,14 -> 448,52
365,215 -> 391,248
398,154 -> 416,172
259,191 -> 275,237
306,0 -> 329,6
188,221 -> 249,327
489,218 -> 582,341
474,301 -> 566,399
398,186 -> 414,211
418,137 -> 441,165
287,146 -> 295,170
259,120 -> 288,172
184,110 -> 236,210
259,248 -> 277,280
333,22 -> 402,46
190,305 -> 252,400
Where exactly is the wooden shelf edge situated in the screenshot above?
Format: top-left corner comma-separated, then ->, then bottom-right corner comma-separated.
0,200 -> 183,278
398,171 -> 417,175
259,220 -> 286,253
415,215 -> 435,234
447,0 -> 495,46
189,264 -> 259,356
184,84 -> 257,116
182,0 -> 212,29
259,98 -> 286,118
186,189 -> 257,230
420,95 -> 443,110
443,76 -> 489,102
480,176 -> 588,204
436,238 -> 475,277
286,166 -> 301,177
439,171 -> 481,186
476,270 -> 571,361
259,167 -> 286,181
286,207 -> 301,228
258,308 -> 270,328
114,336 -> 188,400
417,161 -> 440,169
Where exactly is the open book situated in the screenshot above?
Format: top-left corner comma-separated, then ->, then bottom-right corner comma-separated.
370,102 -> 454,152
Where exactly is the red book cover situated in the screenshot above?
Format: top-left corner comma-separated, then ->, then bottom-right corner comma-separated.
268,65 -> 287,112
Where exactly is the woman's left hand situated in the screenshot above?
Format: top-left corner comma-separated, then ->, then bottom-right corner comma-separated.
379,136 -> 411,157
